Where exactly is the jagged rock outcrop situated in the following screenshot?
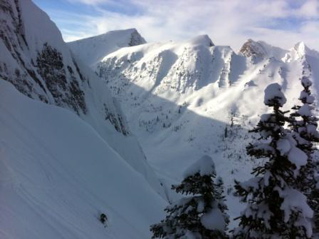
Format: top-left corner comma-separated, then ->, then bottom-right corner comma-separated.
0,0 -> 87,114
0,0 -> 133,133
239,39 -> 267,58
239,39 -> 289,61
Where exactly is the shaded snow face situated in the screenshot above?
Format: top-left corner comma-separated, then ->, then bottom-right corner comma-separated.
0,79 -> 166,239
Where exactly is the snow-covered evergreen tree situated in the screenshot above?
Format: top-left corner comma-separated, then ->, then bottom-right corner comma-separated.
150,155 -> 229,239
289,76 -> 319,232
233,83 -> 313,239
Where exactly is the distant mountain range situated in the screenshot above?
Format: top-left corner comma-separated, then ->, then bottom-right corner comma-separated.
70,29 -> 319,227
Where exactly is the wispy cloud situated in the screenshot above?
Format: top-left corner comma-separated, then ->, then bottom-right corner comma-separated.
34,0 -> 319,51
66,0 -> 110,5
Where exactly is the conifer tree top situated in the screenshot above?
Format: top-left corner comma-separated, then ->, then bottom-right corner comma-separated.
301,76 -> 312,88
183,155 -> 215,177
233,82 -> 314,238
264,83 -> 287,107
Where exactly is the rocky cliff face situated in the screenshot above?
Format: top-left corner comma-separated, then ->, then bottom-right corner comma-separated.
0,0 -> 134,136
239,39 -> 289,61
1,0 -> 112,128
0,0 -> 86,114
239,39 -> 267,58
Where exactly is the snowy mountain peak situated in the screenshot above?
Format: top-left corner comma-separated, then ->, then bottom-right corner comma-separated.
293,41 -> 310,57
294,41 -> 306,52
240,39 -> 288,61
188,34 -> 214,47
283,41 -> 314,62
68,28 -> 146,67
70,28 -> 146,47
126,28 -> 147,46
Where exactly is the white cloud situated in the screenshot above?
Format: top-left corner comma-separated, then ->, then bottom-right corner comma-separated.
297,0 -> 319,17
66,0 -> 111,5
48,0 -> 319,52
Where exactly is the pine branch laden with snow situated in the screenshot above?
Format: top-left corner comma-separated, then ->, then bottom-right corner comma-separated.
150,156 -> 229,239
289,76 -> 319,233
233,83 -> 313,239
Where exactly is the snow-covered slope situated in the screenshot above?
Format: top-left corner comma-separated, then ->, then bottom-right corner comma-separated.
3,0 -> 319,234
68,29 -> 146,68
0,79 -> 166,239
0,0 -> 164,198
74,33 -> 319,226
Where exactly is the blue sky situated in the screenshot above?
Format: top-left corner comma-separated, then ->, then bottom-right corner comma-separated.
33,0 -> 319,51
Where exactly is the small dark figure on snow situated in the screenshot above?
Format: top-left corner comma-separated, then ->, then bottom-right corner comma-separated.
100,213 -> 107,224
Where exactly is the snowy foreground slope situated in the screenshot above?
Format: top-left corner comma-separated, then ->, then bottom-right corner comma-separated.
73,32 -> 319,225
0,79 -> 166,239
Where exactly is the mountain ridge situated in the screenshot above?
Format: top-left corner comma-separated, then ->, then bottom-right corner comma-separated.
72,30 -> 319,228
68,28 -> 146,68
